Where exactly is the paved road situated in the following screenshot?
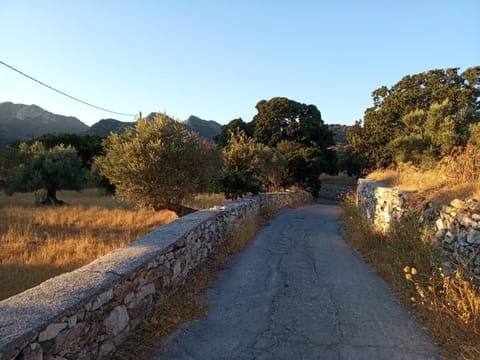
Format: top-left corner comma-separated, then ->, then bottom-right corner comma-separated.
152,202 -> 441,360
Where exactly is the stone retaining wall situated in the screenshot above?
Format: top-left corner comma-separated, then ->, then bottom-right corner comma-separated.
356,179 -> 413,233
0,191 -> 312,360
434,198 -> 480,275
356,179 -> 480,277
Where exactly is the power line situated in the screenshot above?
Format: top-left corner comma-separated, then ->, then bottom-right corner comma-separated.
0,59 -> 136,117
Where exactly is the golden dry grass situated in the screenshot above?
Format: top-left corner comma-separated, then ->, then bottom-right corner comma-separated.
366,159 -> 479,207
0,190 -> 228,301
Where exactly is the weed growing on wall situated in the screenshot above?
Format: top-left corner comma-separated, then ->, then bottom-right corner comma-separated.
341,193 -> 480,359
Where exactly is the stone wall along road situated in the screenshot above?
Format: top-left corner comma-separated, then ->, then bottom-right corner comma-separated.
152,201 -> 441,360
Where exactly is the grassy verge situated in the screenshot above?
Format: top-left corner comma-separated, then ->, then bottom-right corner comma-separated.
0,190 -> 228,301
113,211 -> 268,359
341,193 -> 480,359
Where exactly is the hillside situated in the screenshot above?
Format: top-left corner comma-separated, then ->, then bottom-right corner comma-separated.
0,102 -> 222,144
0,102 -> 89,144
86,118 -> 135,137
181,115 -> 222,141
144,113 -> 221,141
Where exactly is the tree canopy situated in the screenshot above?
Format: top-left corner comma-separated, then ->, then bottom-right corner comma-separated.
29,133 -> 103,168
94,114 -> 221,216
253,97 -> 336,194
5,142 -> 88,204
347,67 -> 480,168
220,131 -> 287,199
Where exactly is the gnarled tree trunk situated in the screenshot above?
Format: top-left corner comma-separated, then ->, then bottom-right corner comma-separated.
41,188 -> 65,206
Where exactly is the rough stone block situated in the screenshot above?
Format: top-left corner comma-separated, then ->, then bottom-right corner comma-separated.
38,322 -> 67,342
92,289 -> 113,311
104,306 -> 129,337
18,342 -> 43,360
467,229 -> 480,245
451,199 -> 466,209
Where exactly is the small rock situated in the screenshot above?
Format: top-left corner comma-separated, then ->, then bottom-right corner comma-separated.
38,322 -> 67,342
444,232 -> 455,244
457,213 -> 476,227
467,199 -> 480,212
436,218 -> 447,230
18,343 -> 43,360
451,199 -> 466,209
467,229 -> 480,245
98,341 -> 116,359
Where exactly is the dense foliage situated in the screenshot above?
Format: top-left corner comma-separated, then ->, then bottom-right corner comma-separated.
29,133 -> 103,168
220,132 -> 287,199
346,67 -> 480,169
5,142 -> 88,204
217,97 -> 336,195
95,114 -> 221,216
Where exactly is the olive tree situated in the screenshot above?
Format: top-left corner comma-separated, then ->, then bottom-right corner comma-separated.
6,142 -> 88,204
95,114 -> 221,216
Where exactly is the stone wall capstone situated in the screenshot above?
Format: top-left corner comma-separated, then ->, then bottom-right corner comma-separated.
0,191 -> 313,360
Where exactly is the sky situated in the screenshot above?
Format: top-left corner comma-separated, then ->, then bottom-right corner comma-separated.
0,0 -> 479,126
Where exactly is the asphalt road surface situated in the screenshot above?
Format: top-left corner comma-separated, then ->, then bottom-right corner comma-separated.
152,201 -> 441,360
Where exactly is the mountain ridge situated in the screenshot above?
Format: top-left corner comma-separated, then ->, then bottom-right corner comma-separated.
0,103 -> 222,144
0,102 -> 351,146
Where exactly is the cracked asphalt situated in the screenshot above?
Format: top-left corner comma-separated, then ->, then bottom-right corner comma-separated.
151,201 -> 441,360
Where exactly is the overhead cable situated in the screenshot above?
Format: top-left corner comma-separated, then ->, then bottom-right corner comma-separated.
0,60 -> 136,117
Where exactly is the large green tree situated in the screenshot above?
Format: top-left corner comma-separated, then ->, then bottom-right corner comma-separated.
6,142 -> 88,204
350,67 -> 480,168
214,118 -> 254,147
95,114 -> 221,216
30,133 -> 103,168
0,144 -> 23,186
220,131 -> 286,199
252,97 -> 336,195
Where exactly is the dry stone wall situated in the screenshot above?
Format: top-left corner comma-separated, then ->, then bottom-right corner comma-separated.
434,198 -> 480,276
356,179 -> 413,233
0,191 -> 312,360
357,179 -> 480,278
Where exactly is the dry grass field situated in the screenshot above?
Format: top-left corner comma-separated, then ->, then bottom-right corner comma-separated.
0,189 -> 228,301
366,151 -> 480,207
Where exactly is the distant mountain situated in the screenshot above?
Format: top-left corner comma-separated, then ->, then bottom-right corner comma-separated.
143,113 -> 221,141
0,102 -> 223,145
86,118 -> 135,137
181,115 -> 221,141
0,102 -> 89,144
88,113 -> 221,141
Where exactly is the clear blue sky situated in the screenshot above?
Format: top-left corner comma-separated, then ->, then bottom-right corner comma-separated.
1,0 -> 478,126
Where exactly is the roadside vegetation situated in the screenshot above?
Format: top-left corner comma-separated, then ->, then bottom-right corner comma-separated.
341,194 -> 480,359
340,66 -> 480,359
